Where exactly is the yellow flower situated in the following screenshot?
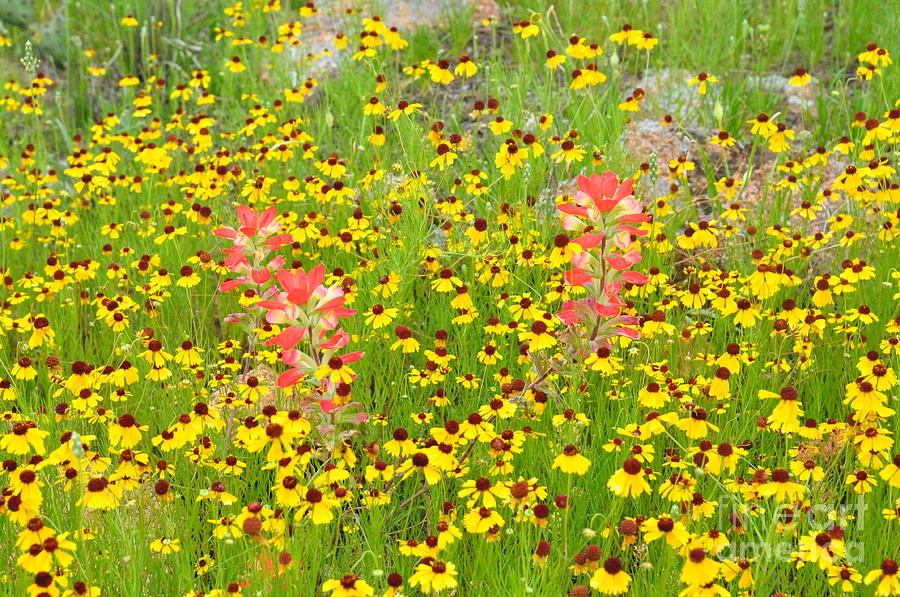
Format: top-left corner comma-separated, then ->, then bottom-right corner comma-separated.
149,537 -> 181,554
321,574 -> 375,597
767,123 -> 795,152
226,56 -> 246,73
635,32 -> 659,50
710,130 -> 736,147
688,72 -> 718,94
428,60 -> 455,84
495,141 -> 527,178
455,55 -> 477,77
590,557 -> 633,595
463,507 -> 504,534
607,458 -> 651,497
1,422 -> 49,455
610,24 -> 643,46
458,477 -> 509,508
455,373 -> 480,389
364,304 -> 398,329
489,117 -> 513,135
864,560 -> 900,595
314,354 -> 359,384
11,357 -> 37,380
77,477 -> 121,510
386,100 -> 421,120
641,516 -> 691,547
879,455 -> 900,487
680,548 -> 720,586
797,531 -> 845,569
545,50 -> 566,69
513,18 -> 540,39
17,531 -> 77,573
846,469 -> 877,493
398,452 -> 442,485
789,67 -> 811,86
828,563 -> 862,592
757,467 -> 806,501
430,144 -> 457,170
747,113 -> 777,137
551,140 -> 586,163
858,43 -> 892,66
408,560 -> 458,594
297,488 -> 339,525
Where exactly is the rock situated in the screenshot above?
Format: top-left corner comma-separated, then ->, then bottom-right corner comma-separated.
633,68 -> 817,127
633,68 -> 697,116
621,119 -> 699,195
294,0 -> 500,76
744,73 -> 818,120
623,119 -> 694,163
381,0 -> 499,29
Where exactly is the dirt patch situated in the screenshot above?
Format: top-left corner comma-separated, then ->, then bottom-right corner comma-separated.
621,118 -> 710,198
624,119 -> 694,162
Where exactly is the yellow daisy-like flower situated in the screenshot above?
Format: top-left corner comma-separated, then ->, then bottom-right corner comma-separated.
408,560 -> 458,594
688,72 -> 718,94
364,304 -> 398,329
590,557 -> 633,595
551,444 -> 592,475
607,458 -> 651,497
321,574 -> 375,597
149,537 -> 181,554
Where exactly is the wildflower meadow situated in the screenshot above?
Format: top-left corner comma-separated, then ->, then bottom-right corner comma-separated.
1,0 -> 900,595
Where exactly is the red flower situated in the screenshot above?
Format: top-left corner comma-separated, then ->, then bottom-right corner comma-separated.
214,205 -> 292,270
